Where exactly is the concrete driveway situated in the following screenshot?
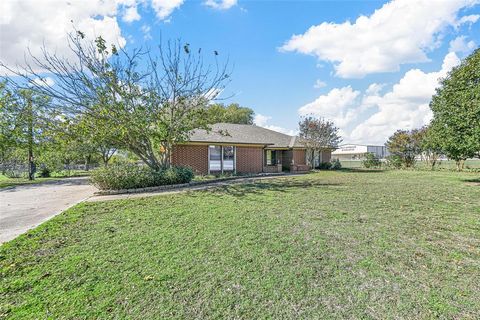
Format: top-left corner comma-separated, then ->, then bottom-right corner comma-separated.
0,177 -> 97,244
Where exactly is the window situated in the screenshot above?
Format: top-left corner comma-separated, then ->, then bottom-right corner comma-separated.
223,146 -> 234,171
209,145 -> 235,173
266,150 -> 277,165
209,146 -> 221,172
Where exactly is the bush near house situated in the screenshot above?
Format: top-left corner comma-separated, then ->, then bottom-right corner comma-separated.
362,153 -> 382,169
90,163 -> 194,190
316,159 -> 342,170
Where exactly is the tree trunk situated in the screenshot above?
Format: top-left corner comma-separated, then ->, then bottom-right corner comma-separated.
27,98 -> 35,180
85,155 -> 91,171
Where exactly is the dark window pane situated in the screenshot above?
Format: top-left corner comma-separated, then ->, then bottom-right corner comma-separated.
209,145 -> 221,160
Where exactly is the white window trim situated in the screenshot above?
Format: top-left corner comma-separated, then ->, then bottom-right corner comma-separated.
208,145 -> 236,175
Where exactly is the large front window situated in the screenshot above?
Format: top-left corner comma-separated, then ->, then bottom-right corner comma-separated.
209,145 -> 235,173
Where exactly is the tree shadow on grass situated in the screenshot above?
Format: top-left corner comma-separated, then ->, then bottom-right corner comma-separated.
0,177 -> 91,193
193,178 -> 344,199
338,168 -> 386,173
462,177 -> 480,185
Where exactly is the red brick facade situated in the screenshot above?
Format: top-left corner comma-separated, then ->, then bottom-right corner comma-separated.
172,144 -> 312,175
236,146 -> 263,174
292,149 -> 306,165
171,145 -> 208,174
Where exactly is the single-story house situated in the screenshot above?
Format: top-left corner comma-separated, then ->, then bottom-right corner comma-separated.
172,123 -> 332,175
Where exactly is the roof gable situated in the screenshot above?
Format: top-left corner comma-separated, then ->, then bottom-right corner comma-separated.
187,123 -> 304,148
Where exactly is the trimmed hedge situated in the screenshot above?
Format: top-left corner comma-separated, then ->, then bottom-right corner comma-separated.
90,164 -> 194,190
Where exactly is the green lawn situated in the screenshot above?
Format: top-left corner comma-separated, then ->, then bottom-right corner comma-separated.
0,171 -> 90,189
0,175 -> 58,189
1,170 -> 479,319
339,159 -> 480,170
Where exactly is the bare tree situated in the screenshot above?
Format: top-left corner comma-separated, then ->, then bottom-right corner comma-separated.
1,32 -> 230,170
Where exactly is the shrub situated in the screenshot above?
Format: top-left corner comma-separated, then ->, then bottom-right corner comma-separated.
330,158 -> 342,170
39,167 -> 51,178
4,169 -> 23,179
362,153 -> 382,169
316,162 -> 332,170
90,163 -> 194,190
385,155 -> 403,169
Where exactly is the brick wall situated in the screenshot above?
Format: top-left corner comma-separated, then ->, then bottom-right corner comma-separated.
171,145 -> 208,175
293,149 -> 306,165
236,146 -> 263,174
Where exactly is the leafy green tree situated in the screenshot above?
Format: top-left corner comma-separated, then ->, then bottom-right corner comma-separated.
0,82 -> 17,173
0,86 -> 52,179
298,116 -> 342,167
73,112 -> 118,167
204,103 -> 254,124
385,129 -> 423,168
429,48 -> 480,170
362,153 -> 381,169
418,126 -> 443,169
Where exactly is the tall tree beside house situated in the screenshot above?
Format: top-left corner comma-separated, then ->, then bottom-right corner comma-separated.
429,48 -> 480,170
204,103 -> 254,124
1,32 -> 230,171
385,129 -> 423,168
298,116 -> 342,167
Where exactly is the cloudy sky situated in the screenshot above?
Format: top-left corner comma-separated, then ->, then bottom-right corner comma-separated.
1,0 -> 479,144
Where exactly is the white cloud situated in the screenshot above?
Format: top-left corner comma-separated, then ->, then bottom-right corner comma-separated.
298,86 -> 360,127
365,83 -> 384,96
297,52 -> 462,145
349,52 -> 461,144
123,5 -> 141,22
457,14 -> 480,25
151,0 -> 184,20
313,79 -> 327,89
281,0 -> 479,78
204,0 -> 237,10
254,114 -> 297,136
0,0 -> 128,73
141,24 -> 152,40
449,36 -> 476,53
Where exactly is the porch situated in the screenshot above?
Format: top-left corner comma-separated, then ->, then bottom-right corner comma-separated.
263,149 -> 310,173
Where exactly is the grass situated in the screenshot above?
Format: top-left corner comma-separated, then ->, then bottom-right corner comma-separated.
0,175 -> 59,189
339,159 -> 480,170
1,170 -> 479,319
0,171 -> 90,189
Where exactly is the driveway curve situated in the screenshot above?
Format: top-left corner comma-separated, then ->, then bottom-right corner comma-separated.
0,177 -> 97,244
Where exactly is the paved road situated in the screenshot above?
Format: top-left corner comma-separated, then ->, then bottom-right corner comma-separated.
0,177 -> 97,244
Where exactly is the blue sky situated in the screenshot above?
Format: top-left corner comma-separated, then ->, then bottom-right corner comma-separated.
2,0 -> 479,144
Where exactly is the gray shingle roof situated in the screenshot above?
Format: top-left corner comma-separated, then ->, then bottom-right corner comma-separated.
186,123 -> 305,148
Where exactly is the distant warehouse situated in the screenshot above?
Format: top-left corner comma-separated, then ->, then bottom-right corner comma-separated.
332,144 -> 389,161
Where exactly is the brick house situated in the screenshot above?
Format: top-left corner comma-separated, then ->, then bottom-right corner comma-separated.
172,123 -> 332,175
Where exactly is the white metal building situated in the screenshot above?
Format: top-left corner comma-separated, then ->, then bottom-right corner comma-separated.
331,144 -> 389,161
